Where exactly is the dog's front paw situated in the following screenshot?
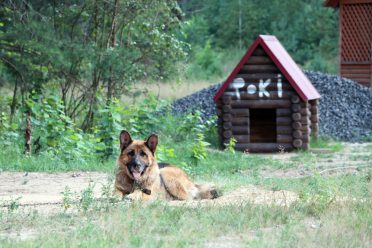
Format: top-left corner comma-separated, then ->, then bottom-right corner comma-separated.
125,191 -> 143,201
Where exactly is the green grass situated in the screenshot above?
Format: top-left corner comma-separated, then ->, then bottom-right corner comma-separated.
0,121 -> 371,247
0,146 -> 114,172
310,137 -> 344,152
0,199 -> 370,247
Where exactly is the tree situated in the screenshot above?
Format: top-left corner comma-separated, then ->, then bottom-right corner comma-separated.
0,0 -> 187,129
179,0 -> 338,73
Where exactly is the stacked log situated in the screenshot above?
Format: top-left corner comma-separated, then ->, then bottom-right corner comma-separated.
290,95 -> 306,149
299,100 -> 311,149
231,99 -> 291,108
224,91 -> 294,100
276,107 -> 294,150
223,96 -> 250,145
219,93 -> 312,151
214,45 -> 317,153
220,95 -> 250,145
309,99 -> 319,140
216,99 -> 224,148
221,96 -> 232,145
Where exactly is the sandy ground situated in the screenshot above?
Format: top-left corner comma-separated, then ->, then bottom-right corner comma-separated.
0,171 -> 298,214
261,143 -> 371,179
0,172 -> 111,215
0,143 -> 370,214
0,172 -> 109,205
169,186 -> 298,208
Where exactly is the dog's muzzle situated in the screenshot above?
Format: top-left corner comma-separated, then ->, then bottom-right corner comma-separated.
127,159 -> 148,181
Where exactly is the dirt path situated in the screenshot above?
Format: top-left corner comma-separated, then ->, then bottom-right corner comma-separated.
169,186 -> 298,208
0,143 -> 369,214
261,142 -> 371,179
0,171 -> 298,214
0,172 -> 109,206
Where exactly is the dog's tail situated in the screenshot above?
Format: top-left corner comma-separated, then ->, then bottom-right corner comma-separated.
195,184 -> 220,199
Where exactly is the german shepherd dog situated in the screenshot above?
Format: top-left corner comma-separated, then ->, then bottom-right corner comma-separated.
115,131 -> 218,201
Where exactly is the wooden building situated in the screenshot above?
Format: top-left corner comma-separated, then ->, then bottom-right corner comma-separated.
325,0 -> 372,87
214,35 -> 321,153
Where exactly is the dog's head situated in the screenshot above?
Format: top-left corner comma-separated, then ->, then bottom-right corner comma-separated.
118,130 -> 158,182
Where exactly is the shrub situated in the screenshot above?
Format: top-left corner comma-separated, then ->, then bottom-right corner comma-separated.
191,133 -> 210,165
224,137 -> 237,154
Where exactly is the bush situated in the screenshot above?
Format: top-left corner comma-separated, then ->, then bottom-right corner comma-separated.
185,41 -> 223,80
191,133 -> 210,165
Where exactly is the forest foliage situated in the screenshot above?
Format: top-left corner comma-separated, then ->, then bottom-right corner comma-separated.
181,0 -> 338,77
0,0 -> 338,163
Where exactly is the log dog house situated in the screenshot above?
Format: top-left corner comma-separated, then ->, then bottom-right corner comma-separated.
214,35 -> 321,152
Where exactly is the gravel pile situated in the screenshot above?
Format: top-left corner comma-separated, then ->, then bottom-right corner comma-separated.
305,71 -> 371,141
171,71 -> 372,142
171,83 -> 221,120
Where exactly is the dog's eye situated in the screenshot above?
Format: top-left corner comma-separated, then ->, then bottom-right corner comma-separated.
127,150 -> 135,156
140,151 -> 147,157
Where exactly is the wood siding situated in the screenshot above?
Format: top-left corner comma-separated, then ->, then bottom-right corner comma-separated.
339,2 -> 372,87
216,45 -> 314,152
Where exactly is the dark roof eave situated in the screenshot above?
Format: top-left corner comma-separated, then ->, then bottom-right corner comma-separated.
324,0 -> 340,8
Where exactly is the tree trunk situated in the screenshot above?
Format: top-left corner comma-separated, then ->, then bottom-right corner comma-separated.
25,110 -> 32,154
10,80 -> 18,122
106,0 -> 119,104
82,76 -> 100,131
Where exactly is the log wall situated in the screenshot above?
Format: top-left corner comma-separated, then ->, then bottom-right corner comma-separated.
309,99 -> 319,140
216,45 -> 316,152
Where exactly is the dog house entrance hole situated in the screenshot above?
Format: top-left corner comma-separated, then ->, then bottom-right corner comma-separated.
249,109 -> 277,143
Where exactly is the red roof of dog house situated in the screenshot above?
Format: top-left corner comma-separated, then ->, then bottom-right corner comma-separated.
214,35 -> 320,102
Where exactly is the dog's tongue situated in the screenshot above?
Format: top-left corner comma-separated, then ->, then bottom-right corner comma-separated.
132,171 -> 141,180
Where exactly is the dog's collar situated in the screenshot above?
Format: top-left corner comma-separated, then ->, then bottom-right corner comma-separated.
134,182 -> 151,195
141,188 -> 151,195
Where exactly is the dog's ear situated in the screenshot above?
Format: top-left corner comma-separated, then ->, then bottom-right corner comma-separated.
145,134 -> 158,154
119,130 -> 132,151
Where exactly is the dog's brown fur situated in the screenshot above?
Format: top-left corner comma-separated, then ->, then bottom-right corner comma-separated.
115,131 -> 218,201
